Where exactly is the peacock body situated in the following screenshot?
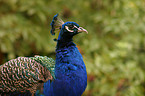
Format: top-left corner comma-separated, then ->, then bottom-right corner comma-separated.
0,14 -> 87,96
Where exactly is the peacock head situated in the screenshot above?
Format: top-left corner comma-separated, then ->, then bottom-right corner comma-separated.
50,14 -> 88,41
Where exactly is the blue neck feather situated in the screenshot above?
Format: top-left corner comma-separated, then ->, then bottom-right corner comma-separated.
43,40 -> 87,96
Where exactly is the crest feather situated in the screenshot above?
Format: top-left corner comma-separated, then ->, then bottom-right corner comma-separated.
50,14 -> 64,35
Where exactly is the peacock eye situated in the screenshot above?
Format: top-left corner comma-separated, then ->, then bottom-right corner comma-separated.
68,25 -> 74,30
65,25 -> 74,32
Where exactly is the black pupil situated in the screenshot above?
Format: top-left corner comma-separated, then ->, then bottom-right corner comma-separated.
69,25 -> 74,29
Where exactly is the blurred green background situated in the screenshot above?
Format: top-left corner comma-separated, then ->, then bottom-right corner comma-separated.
0,0 -> 145,96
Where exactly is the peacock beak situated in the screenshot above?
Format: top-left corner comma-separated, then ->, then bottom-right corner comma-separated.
77,27 -> 88,34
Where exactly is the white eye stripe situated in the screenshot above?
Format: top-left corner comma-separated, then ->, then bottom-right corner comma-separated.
74,25 -> 78,28
77,27 -> 83,30
65,25 -> 79,32
65,26 -> 74,32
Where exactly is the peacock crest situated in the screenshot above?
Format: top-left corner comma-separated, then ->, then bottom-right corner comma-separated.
50,14 -> 64,35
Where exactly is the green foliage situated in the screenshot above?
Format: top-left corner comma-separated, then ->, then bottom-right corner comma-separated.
0,0 -> 145,96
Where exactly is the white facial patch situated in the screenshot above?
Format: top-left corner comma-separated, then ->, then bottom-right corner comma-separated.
65,26 -> 74,32
65,25 -> 79,32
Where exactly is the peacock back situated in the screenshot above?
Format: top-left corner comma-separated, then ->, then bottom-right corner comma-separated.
0,56 -> 55,95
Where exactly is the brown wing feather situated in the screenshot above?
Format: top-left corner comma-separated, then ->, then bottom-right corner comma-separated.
0,57 -> 53,94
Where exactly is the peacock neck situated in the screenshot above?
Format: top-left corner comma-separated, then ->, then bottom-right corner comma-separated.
56,40 -> 76,50
43,40 -> 87,96
55,40 -> 84,74
55,40 -> 86,77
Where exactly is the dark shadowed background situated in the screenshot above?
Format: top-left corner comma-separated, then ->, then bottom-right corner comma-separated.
0,0 -> 145,96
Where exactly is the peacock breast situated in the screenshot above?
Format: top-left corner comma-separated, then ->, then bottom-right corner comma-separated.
53,46 -> 87,96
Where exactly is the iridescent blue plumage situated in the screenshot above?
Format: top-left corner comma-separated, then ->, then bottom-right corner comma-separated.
0,14 -> 87,96
48,45 -> 87,96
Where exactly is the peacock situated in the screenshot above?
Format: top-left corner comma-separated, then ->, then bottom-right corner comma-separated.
0,14 -> 88,96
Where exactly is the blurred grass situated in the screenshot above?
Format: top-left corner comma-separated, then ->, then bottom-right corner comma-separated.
0,0 -> 145,96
